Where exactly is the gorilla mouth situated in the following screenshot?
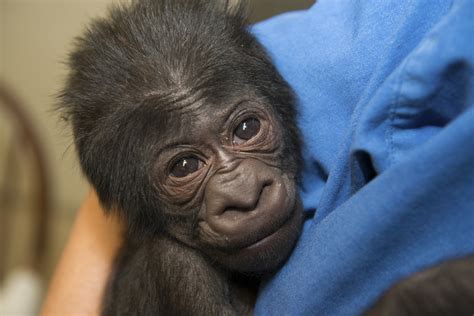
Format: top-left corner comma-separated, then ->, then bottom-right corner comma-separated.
238,204 -> 298,251
210,195 -> 303,273
201,174 -> 300,253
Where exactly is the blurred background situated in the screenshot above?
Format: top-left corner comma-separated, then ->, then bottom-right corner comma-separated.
0,0 -> 314,314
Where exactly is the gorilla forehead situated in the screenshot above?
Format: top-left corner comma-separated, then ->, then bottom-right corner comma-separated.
139,88 -> 263,146
154,101 -> 229,145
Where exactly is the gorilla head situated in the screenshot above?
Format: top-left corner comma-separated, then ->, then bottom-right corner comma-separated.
60,0 -> 303,314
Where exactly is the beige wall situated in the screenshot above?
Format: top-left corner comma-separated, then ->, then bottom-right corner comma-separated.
0,1 -> 4,75
1,0 -> 116,211
0,0 -> 119,277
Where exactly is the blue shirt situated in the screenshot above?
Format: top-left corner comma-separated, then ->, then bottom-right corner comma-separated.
252,0 -> 474,314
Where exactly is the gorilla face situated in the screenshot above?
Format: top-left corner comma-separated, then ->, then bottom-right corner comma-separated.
61,0 -> 303,277
152,93 -> 303,272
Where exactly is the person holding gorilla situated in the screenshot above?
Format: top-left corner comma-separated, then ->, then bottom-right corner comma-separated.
42,0 -> 474,315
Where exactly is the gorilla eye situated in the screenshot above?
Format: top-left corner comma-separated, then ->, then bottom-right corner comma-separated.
233,118 -> 261,145
170,156 -> 203,178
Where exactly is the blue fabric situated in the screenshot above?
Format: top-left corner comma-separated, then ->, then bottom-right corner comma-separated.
252,0 -> 474,315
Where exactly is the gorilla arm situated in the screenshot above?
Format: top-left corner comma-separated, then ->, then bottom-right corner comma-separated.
102,236 -> 254,316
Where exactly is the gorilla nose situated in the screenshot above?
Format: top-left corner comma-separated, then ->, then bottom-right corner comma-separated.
204,164 -> 272,233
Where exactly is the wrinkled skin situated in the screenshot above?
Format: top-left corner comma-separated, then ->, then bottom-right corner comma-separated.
155,97 -> 303,273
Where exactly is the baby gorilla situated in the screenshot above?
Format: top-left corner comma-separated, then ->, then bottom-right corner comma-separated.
60,0 -> 303,315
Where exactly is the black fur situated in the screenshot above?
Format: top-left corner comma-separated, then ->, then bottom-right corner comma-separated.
366,255 -> 474,316
61,0 -> 301,235
60,0 -> 303,315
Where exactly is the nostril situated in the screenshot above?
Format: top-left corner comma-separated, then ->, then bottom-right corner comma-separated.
262,178 -> 273,189
259,178 -> 273,196
205,171 -> 275,218
257,180 -> 271,202
222,197 -> 258,214
222,200 -> 256,215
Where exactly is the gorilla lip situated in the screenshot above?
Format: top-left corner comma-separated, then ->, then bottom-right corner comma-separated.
214,198 -> 303,273
238,196 -> 299,253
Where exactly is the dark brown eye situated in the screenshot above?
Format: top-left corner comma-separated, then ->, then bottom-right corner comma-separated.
170,156 -> 203,178
233,118 -> 260,145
